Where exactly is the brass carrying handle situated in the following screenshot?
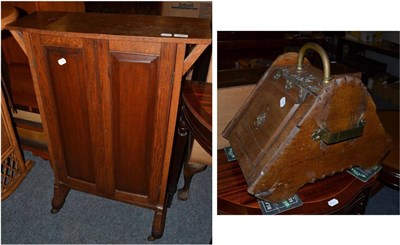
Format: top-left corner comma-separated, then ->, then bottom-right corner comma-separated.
296,42 -> 331,84
311,119 -> 366,144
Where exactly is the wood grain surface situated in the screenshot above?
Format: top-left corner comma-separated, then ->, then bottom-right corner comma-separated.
182,81 -> 212,154
218,149 -> 380,215
9,11 -> 211,240
7,11 -> 211,44
222,52 -> 391,202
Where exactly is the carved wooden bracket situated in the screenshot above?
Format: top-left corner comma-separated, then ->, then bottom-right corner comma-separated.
182,44 -> 209,75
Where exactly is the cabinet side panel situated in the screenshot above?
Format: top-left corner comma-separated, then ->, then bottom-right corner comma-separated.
46,47 -> 95,183
111,53 -> 159,196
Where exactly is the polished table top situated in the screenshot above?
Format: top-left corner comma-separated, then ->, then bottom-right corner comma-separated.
218,149 -> 379,214
376,110 -> 399,189
182,81 -> 212,154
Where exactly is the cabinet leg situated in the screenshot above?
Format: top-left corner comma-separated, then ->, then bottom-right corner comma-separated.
178,163 -> 207,201
51,183 -> 70,214
148,207 -> 167,241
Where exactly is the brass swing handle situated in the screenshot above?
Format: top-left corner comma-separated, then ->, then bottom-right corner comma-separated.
296,42 -> 331,84
312,119 -> 366,144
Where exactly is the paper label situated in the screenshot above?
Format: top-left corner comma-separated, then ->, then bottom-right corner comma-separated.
224,147 -> 236,162
328,198 -> 339,207
258,194 -> 303,215
58,58 -> 66,66
280,97 -> 286,108
173,33 -> 189,38
347,165 -> 382,182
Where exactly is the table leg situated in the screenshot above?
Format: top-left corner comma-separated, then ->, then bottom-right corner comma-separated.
166,105 -> 189,208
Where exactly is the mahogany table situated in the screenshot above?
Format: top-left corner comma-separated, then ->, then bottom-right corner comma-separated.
377,110 -> 399,189
218,149 -> 380,214
167,81 -> 212,206
181,81 -> 212,154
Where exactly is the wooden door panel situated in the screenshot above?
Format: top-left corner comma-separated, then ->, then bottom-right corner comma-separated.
111,53 -> 159,197
45,47 -> 95,183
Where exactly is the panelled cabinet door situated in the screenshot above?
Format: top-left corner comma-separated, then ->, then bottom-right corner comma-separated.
29,34 -> 97,189
108,41 -> 177,205
30,34 -> 176,206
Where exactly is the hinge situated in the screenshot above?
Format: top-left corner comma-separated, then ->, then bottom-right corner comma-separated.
274,68 -> 321,104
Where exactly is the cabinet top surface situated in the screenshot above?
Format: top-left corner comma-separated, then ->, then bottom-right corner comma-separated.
6,12 -> 211,44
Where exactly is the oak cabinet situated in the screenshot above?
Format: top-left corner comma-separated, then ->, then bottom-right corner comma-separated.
34,37 -> 175,206
7,12 -> 211,240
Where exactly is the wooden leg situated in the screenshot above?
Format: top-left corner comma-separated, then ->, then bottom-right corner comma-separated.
148,206 -> 167,241
178,162 -> 207,201
51,183 -> 70,214
166,105 -> 189,208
